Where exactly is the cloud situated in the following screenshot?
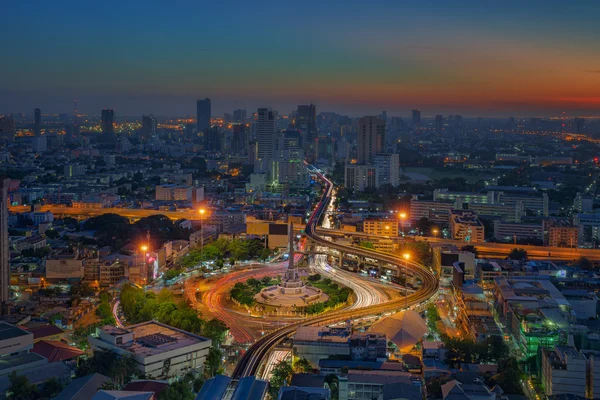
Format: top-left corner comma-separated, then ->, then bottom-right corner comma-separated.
585,70 -> 600,74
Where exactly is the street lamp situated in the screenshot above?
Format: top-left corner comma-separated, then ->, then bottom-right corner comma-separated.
432,229 -> 439,238
140,245 -> 148,287
199,208 -> 206,269
398,212 -> 407,237
403,253 -> 410,309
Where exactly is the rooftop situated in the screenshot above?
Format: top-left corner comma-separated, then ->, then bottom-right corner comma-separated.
0,321 -> 31,341
98,321 -> 210,358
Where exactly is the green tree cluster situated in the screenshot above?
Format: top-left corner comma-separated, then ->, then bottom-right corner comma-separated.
508,248 -> 528,261
181,238 -> 272,269
119,284 -> 228,343
230,277 -> 276,306
425,304 -> 441,334
441,334 -> 509,368
82,214 -> 191,251
399,241 -> 433,267
76,350 -> 140,387
96,290 -> 116,325
303,279 -> 351,315
268,360 -> 293,398
158,380 -> 195,400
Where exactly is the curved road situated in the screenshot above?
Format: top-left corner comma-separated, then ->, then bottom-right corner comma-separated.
232,167 -> 439,379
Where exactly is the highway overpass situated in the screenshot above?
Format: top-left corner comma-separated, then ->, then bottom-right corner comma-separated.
9,205 -> 203,221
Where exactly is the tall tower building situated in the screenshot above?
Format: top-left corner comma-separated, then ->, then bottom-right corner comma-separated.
233,109 -> 247,123
256,108 -> 276,160
231,123 -> 247,153
296,104 -> 317,155
101,109 -> 115,137
0,178 -> 10,304
435,115 -> 444,131
0,116 -> 15,142
141,114 -> 157,138
357,116 -> 385,164
411,109 -> 421,126
203,126 -> 222,152
196,98 -> 211,132
34,108 -> 41,136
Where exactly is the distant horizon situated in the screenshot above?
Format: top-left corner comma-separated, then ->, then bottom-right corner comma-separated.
3,1 -> 600,119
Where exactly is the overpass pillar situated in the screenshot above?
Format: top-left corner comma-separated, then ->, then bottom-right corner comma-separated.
339,251 -> 345,268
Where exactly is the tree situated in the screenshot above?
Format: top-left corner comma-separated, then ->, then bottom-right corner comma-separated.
359,241 -> 375,249
193,376 -> 205,393
308,274 -> 321,282
461,245 -> 479,257
489,357 -> 524,394
576,256 -> 594,271
325,374 -> 339,400
508,248 -> 528,261
269,360 -> 293,398
416,217 -> 432,236
293,357 -> 313,373
41,378 -> 64,398
204,346 -> 224,378
8,372 -> 39,400
158,380 -> 195,400
202,319 -> 228,345
76,350 -> 140,387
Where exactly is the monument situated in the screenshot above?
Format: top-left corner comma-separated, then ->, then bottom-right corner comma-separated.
255,222 -> 328,307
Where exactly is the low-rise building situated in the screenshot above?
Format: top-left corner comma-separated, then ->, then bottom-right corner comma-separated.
540,346 -> 600,398
449,210 -> 484,243
363,219 -> 399,237
88,321 -> 211,379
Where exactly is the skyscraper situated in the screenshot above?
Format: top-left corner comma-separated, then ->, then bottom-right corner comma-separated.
357,116 -> 385,164
196,98 -> 211,132
435,115 -> 444,131
231,123 -> 247,153
0,178 -> 10,304
141,114 -> 157,138
101,109 -> 115,136
256,107 -> 276,160
411,109 -> 421,126
296,104 -> 317,155
0,116 -> 15,142
34,108 -> 41,136
203,126 -> 222,152
233,109 -> 247,123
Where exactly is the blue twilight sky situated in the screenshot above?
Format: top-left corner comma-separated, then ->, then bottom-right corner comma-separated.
1,0 -> 600,117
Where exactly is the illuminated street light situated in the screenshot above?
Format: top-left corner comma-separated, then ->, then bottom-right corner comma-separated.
432,229 -> 439,238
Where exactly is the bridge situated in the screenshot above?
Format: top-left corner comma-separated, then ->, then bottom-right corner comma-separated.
232,167 -> 439,379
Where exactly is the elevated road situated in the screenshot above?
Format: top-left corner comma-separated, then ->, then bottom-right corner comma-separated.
232,167 -> 439,379
315,228 -> 595,261
9,205 -> 203,221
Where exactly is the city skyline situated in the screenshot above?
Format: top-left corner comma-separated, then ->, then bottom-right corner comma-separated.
2,0 -> 600,117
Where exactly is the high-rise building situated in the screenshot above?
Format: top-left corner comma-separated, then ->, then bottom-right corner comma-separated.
141,114 -> 157,138
357,116 -> 385,164
435,115 -> 444,131
233,109 -> 247,123
34,108 -> 41,136
231,123 -> 247,153
256,107 -> 276,161
296,104 -> 317,156
196,98 -> 211,132
0,116 -> 15,142
411,109 -> 421,126
203,126 -> 222,152
0,178 -> 10,304
101,109 -> 115,136
373,153 -> 400,187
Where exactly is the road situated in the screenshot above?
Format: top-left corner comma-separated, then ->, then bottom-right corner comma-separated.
315,228 -> 597,261
232,166 -> 439,379
9,205 -> 204,221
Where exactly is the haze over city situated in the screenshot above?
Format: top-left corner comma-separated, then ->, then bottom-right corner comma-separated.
2,0 -> 600,116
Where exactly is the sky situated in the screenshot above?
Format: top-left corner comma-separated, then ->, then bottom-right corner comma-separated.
1,0 -> 600,118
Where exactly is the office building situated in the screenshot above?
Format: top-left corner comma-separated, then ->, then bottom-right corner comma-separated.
433,189 -> 489,204
540,346 -> 600,398
448,210 -> 484,243
256,107 -> 277,172
357,116 -> 385,164
196,98 -> 211,132
88,321 -> 212,379
345,164 -> 377,191
34,108 -> 41,136
233,109 -> 247,123
435,114 -> 444,130
141,114 -> 156,138
155,185 -> 203,202
363,219 -> 399,237
296,104 -> 317,155
0,116 -> 15,141
547,225 -> 579,247
64,164 -> 87,178
493,221 -> 544,243
231,123 -> 247,153
373,153 -> 399,187
101,109 -> 115,140
203,126 -> 222,152
411,109 -> 421,125
339,371 -> 421,400
0,179 -> 9,304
